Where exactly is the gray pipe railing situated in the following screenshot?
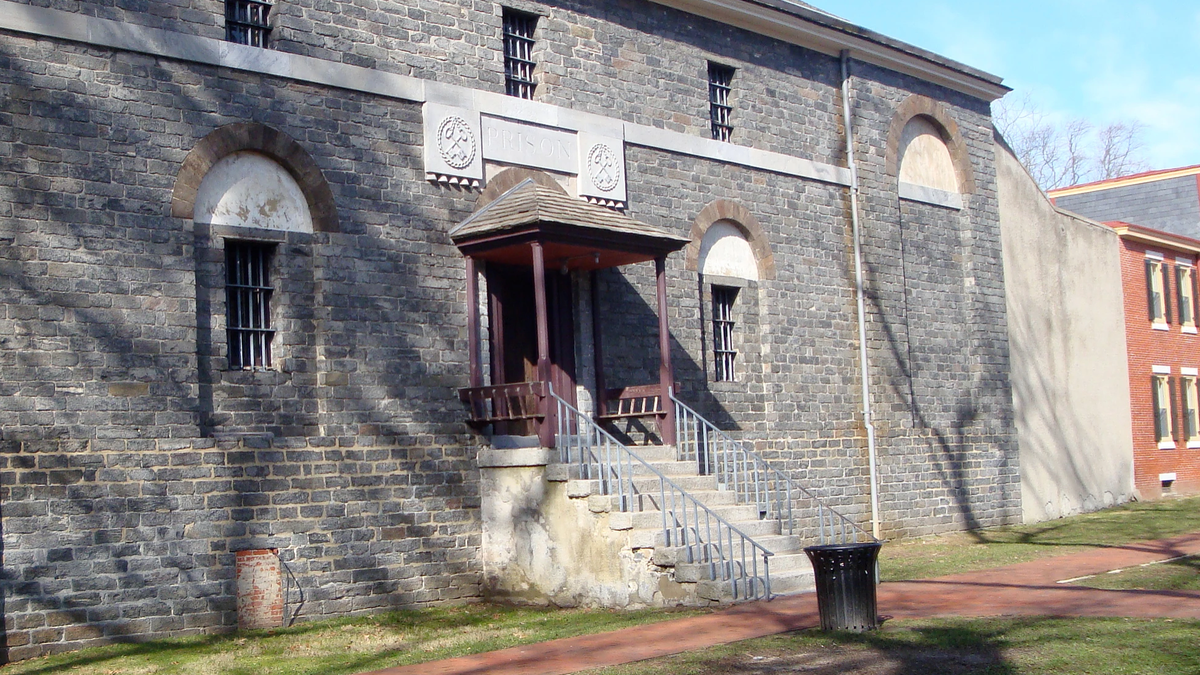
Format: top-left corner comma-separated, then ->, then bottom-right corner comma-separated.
550,387 -> 773,601
672,395 -> 875,546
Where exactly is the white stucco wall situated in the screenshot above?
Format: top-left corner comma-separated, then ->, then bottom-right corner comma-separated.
479,454 -> 684,608
996,137 -> 1136,523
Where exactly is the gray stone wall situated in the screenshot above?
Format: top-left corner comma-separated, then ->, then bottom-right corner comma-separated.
0,32 -> 484,442
1,0 -> 1020,660
8,0 -> 846,160
594,62 -> 1020,537
0,434 -> 481,661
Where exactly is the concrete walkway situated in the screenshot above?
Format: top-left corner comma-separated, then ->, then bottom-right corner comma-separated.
363,531 -> 1200,675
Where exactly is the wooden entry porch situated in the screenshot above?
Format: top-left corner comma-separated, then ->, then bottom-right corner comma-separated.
451,174 -> 690,447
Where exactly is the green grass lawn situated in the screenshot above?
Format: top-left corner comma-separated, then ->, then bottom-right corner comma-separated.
880,495 -> 1200,582
6,495 -> 1198,675
1070,554 -> 1199,591
588,617 -> 1200,675
0,604 -> 706,675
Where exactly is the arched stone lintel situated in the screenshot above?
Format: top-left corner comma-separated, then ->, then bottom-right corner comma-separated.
685,199 -> 775,281
886,95 -> 977,195
172,122 -> 340,233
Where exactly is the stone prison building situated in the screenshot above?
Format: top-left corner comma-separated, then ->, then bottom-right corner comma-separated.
0,0 -> 1020,660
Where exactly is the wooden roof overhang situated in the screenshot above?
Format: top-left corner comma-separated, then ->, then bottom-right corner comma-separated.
450,179 -> 690,270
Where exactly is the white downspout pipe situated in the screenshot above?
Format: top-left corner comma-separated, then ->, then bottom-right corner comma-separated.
840,50 -> 881,539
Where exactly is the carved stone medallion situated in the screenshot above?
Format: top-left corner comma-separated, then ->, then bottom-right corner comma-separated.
437,116 -> 477,170
587,143 -> 621,192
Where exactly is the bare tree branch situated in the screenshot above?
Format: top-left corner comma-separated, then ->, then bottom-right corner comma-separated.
992,93 -> 1149,190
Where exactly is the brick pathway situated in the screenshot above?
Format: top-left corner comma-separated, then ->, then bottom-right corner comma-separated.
362,531 -> 1200,675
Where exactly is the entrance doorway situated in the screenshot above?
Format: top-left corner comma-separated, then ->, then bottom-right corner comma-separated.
487,263 -> 576,435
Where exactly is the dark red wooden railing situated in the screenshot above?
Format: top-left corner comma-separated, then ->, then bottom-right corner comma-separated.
459,381 -> 547,425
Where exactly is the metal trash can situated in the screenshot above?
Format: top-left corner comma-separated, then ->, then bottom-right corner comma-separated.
804,542 -> 883,632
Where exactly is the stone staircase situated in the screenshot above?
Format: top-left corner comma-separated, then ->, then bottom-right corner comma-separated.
547,442 -> 816,602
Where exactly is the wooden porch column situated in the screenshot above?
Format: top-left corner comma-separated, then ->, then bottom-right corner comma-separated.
590,270 -> 606,418
532,242 -> 554,448
465,256 -> 482,389
655,256 -> 676,446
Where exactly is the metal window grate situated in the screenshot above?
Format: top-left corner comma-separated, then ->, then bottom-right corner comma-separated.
713,286 -> 737,381
226,0 -> 272,48
709,62 -> 734,142
503,9 -> 537,99
226,241 -> 275,370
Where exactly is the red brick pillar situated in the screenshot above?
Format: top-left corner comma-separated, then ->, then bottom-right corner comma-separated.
235,549 -> 284,630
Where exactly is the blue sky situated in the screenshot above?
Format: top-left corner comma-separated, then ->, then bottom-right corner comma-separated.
824,1 -> 1200,170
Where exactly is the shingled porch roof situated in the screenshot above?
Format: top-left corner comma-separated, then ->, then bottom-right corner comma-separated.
449,179 -> 690,270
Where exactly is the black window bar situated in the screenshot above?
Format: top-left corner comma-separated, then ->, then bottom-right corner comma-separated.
226,0 -> 272,48
709,62 -> 735,142
503,9 -> 537,99
226,241 -> 275,370
713,286 -> 737,382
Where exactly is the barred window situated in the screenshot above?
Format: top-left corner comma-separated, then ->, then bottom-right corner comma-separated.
226,0 -> 272,48
226,241 -> 275,370
713,286 -> 737,382
708,62 -> 734,142
503,9 -> 537,99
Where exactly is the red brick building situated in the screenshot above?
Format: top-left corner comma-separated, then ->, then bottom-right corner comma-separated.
1112,222 -> 1200,497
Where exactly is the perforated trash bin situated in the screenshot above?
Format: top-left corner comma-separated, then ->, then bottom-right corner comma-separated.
804,542 -> 882,632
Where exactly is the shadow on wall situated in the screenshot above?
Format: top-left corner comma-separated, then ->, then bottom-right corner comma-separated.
862,221 -> 997,538
0,36 -> 486,652
593,268 -> 745,444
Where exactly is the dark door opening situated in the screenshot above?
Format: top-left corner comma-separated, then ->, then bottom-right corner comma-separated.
487,264 -> 576,435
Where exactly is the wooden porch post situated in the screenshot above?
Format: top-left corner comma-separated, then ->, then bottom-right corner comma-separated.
532,242 -> 554,448
590,270 -> 606,418
466,256 -> 482,389
655,256 -> 676,446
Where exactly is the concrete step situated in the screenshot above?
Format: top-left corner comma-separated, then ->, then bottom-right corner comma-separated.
692,566 -> 815,602
633,460 -> 704,476
769,567 -> 817,595
627,517 -> 783,547
675,555 -> 812,584
630,474 -> 720,493
625,503 -> 764,529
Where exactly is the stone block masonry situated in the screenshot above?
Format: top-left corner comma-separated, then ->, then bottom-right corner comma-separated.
0,435 -> 482,661
0,0 -> 1020,659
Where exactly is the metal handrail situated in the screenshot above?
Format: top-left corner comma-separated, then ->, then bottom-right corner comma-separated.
672,395 -> 875,546
549,386 -> 773,601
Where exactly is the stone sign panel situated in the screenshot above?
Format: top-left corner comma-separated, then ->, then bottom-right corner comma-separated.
481,115 -> 578,174
424,107 -> 627,205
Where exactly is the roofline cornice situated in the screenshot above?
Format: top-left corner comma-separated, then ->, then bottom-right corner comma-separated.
1111,224 -> 1200,255
650,0 -> 1010,101
1048,165 -> 1200,198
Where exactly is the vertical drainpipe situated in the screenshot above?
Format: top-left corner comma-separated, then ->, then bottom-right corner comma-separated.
840,50 -> 882,539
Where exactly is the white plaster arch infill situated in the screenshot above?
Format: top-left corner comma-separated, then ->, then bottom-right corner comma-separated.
194,151 -> 314,233
172,122 -> 339,232
699,221 -> 758,281
886,95 -> 975,210
899,116 -> 958,194
685,199 -> 775,281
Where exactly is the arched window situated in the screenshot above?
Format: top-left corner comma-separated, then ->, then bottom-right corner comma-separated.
698,221 -> 757,382
194,151 -> 314,371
